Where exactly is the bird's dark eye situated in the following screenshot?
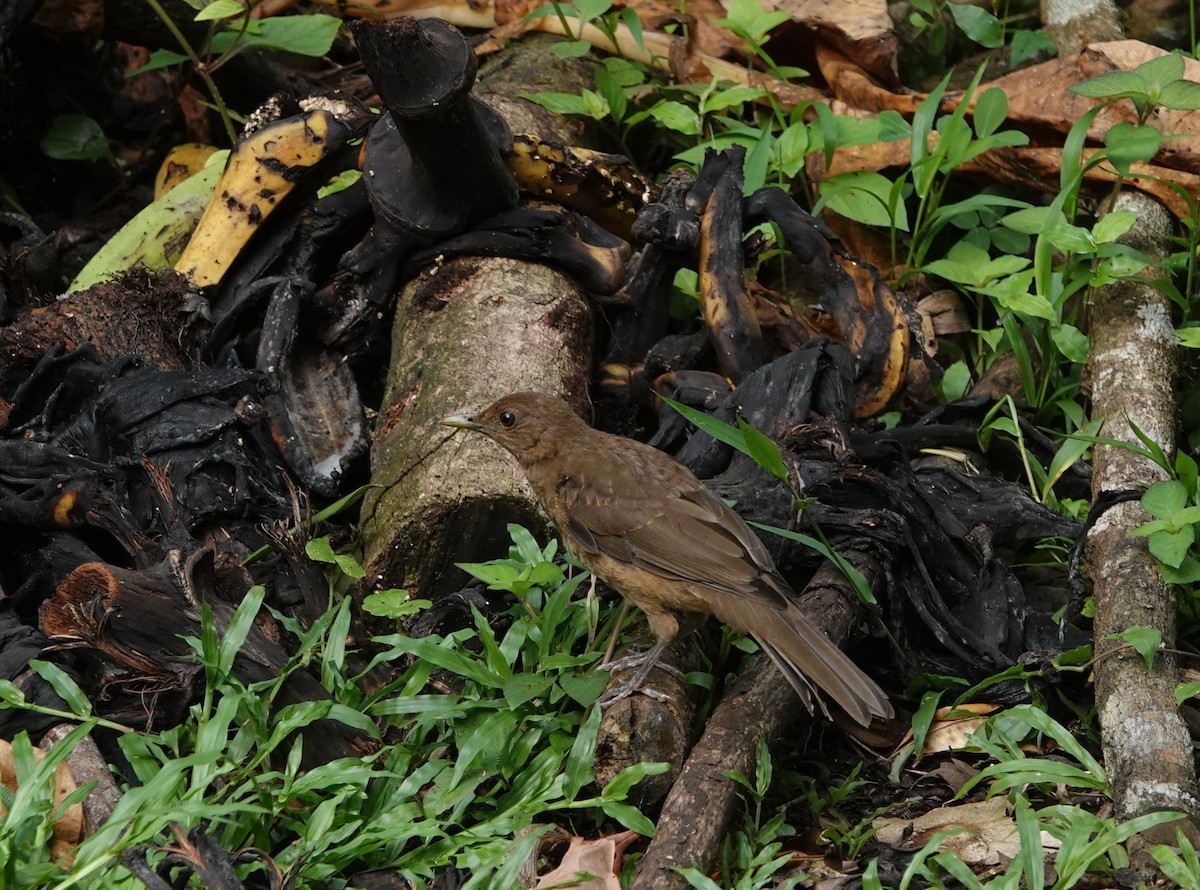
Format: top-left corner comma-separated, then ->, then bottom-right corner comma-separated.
499,410 -> 517,428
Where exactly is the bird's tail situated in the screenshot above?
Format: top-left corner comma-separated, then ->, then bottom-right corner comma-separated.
712,594 -> 893,727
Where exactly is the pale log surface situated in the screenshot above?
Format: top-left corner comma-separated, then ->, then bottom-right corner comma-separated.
361,257 -> 592,599
1085,193 -> 1200,836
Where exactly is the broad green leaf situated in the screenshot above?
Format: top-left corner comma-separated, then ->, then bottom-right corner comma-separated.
209,14 -> 342,57
1161,556 -> 1200,584
947,2 -> 1003,47
0,679 -> 26,706
559,670 -> 609,705
817,171 -> 906,230
520,91 -> 591,115
600,799 -> 656,836
1107,625 -> 1162,670
195,0 -> 245,21
1045,223 -> 1096,254
619,7 -> 644,50
41,114 -> 111,162
1104,123 -> 1162,173
551,39 -> 593,58
1010,28 -> 1056,65
1092,210 -> 1138,244
775,122 -> 808,178
29,660 -> 91,717
1148,526 -> 1193,567
139,49 -> 190,73
1050,323 -> 1089,364
1069,70 -> 1149,100
1129,519 -> 1172,537
1180,451 -> 1200,499
981,272 -> 1055,319
573,0 -> 612,20
1142,480 -> 1188,518
938,360 -> 971,402
563,704 -> 601,801
737,418 -> 789,484
972,87 -> 1008,138
1175,679 -> 1200,705
593,67 -> 627,122
1002,205 -> 1059,234
580,89 -> 610,120
648,101 -> 701,135
502,673 -> 551,709
459,560 -> 522,591
1135,52 -> 1185,89
362,589 -> 430,619
703,86 -> 767,113
716,0 -> 789,40
1159,79 -> 1200,110
601,761 -> 671,801
306,537 -> 337,563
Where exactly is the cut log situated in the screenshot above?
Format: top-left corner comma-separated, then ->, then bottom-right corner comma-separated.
632,554 -> 885,888
360,257 -> 592,600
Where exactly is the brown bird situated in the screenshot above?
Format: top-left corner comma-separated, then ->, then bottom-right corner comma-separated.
441,392 -> 892,726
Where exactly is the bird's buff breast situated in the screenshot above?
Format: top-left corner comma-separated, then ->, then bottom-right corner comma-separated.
570,547 -> 715,619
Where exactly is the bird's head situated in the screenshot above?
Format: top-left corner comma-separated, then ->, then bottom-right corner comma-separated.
440,391 -> 585,465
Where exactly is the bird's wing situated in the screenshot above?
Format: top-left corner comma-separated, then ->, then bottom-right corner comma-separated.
560,455 -> 786,605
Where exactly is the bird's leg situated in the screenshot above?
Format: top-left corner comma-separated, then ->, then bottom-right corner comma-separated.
600,649 -> 685,677
597,636 -> 674,706
596,609 -> 699,707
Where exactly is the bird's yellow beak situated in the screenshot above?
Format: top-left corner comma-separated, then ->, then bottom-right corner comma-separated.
440,412 -> 484,431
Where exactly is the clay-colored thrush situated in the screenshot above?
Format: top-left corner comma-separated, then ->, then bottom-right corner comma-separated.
442,392 -> 892,725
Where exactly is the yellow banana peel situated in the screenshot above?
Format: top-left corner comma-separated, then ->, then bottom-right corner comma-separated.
175,109 -> 352,288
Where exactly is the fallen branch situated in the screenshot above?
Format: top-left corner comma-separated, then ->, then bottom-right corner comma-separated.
632,555 -> 884,889
1085,191 -> 1200,841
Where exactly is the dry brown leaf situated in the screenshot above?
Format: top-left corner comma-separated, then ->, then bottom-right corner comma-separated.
775,0 -> 897,82
968,145 -> 1199,222
890,703 -> 1000,760
816,46 -> 923,113
875,798 -> 1060,866
916,290 -> 971,337
535,831 -> 639,889
979,52 -> 1137,145
0,737 -> 85,863
31,0 -> 103,36
926,758 -> 981,794
980,41 -> 1200,172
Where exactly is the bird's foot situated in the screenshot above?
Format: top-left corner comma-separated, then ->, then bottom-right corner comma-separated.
596,651 -> 681,707
599,653 -> 684,679
597,681 -> 673,708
